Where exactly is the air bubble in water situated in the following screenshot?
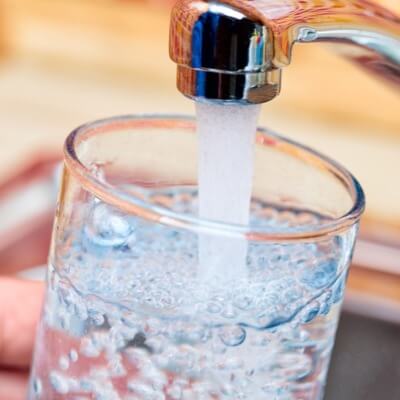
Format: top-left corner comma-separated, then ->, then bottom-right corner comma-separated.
211,336 -> 227,354
271,353 -> 312,381
256,305 -> 288,329
90,312 -> 105,326
32,378 -> 42,396
49,371 -> 69,394
69,349 -> 78,362
168,321 -> 210,345
192,381 -> 214,398
250,332 -> 273,347
207,302 -> 222,314
58,356 -> 70,370
221,305 -> 238,319
262,383 -> 282,396
319,301 -> 331,316
84,203 -> 134,247
128,381 -> 165,400
146,336 -> 166,354
221,383 -> 235,396
218,356 -> 244,370
284,287 -> 302,303
168,347 -> 196,373
167,384 -> 183,399
80,337 -> 101,357
233,294 -> 253,310
300,301 -> 320,324
218,325 -> 246,346
79,377 -> 95,392
301,259 -> 337,289
333,277 -> 346,303
141,367 -> 168,391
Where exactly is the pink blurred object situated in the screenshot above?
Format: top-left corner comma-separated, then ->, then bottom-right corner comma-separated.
0,155 -> 60,275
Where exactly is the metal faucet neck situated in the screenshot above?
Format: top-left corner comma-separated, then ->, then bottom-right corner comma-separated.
169,0 -> 400,104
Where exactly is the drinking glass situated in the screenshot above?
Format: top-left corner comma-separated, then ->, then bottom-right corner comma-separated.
28,115 -> 364,400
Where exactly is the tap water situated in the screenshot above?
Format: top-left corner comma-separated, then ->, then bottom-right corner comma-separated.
196,102 -> 260,281
29,99 -> 354,400
29,188 -> 356,399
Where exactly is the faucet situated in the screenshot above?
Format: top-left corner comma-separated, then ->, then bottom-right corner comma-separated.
169,0 -> 400,104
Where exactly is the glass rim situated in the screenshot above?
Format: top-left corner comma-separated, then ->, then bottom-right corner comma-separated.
64,114 -> 365,242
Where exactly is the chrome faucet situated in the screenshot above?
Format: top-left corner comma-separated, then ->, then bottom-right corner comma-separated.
169,0 -> 400,104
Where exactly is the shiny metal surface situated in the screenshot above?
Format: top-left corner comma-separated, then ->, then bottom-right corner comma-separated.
170,1 -> 279,103
176,66 -> 281,104
170,0 -> 400,104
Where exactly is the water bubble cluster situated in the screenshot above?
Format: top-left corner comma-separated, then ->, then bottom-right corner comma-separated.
84,202 -> 135,248
31,189 -> 357,399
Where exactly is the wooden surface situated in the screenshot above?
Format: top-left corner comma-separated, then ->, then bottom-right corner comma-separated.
0,0 -> 399,231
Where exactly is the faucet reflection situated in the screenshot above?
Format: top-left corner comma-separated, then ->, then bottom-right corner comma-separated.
170,0 -> 400,104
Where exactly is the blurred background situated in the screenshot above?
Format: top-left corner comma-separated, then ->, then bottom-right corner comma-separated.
0,0 -> 399,398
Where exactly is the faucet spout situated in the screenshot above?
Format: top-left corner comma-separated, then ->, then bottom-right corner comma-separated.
169,0 -> 400,104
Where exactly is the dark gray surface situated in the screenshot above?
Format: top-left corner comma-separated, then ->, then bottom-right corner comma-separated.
325,312 -> 400,400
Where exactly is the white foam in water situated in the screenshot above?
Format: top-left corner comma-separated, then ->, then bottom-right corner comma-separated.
196,102 -> 261,281
30,193 -> 350,399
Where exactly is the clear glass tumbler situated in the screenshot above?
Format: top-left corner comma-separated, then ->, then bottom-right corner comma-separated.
28,115 -> 365,400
